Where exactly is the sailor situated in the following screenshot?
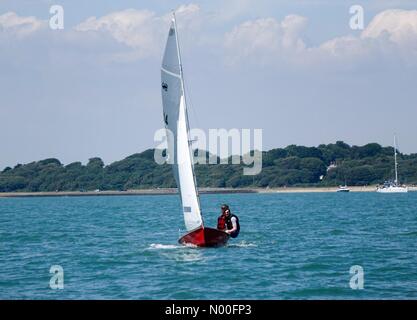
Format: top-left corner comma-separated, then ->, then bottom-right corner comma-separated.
217,205 -> 227,231
217,204 -> 240,238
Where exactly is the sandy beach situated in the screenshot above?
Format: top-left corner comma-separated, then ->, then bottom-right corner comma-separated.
0,188 -> 255,198
1,186 -> 415,198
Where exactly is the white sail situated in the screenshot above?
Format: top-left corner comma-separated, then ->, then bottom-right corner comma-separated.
161,18 -> 203,231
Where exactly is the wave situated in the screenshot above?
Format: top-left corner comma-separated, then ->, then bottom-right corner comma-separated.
330,229 -> 345,235
147,243 -> 205,262
227,241 -> 257,248
148,243 -> 198,250
148,244 -> 181,250
148,241 -> 256,250
399,231 -> 417,237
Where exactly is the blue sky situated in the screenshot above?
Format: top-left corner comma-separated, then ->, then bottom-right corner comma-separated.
1,1 -> 417,169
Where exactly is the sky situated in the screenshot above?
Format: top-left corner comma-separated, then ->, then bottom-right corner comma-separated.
1,0 -> 417,169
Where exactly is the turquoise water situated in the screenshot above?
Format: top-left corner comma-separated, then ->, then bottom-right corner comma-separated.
1,192 -> 416,299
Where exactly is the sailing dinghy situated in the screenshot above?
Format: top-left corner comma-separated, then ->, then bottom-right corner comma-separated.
160,14 -> 229,247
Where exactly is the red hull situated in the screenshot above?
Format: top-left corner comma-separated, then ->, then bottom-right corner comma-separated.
178,227 -> 229,247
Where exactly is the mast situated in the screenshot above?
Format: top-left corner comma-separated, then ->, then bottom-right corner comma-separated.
172,12 -> 203,216
394,134 -> 398,185
172,13 -> 185,104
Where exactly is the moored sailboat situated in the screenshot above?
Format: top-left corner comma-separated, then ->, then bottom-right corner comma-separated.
337,185 -> 350,192
377,135 -> 408,193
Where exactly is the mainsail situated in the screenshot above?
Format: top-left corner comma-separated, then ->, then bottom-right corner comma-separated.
161,17 -> 203,231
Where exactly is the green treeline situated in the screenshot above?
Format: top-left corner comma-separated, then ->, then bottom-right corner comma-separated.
1,141 -> 417,192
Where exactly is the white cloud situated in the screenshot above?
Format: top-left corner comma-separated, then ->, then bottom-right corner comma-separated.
318,36 -> 367,58
0,11 -> 45,37
224,15 -> 307,64
75,9 -> 160,58
224,9 -> 417,67
3,6 -> 416,66
362,9 -> 417,44
175,3 -> 201,21
318,9 -> 417,64
74,4 -> 201,59
281,15 -> 307,51
225,18 -> 281,56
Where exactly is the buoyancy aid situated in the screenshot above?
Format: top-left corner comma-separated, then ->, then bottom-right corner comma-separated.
217,215 -> 226,230
225,214 -> 240,238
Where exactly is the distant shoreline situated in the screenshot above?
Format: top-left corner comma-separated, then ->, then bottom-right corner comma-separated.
0,188 -> 256,198
1,186 -> 415,198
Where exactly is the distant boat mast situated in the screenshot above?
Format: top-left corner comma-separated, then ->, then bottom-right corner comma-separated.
394,134 -> 398,185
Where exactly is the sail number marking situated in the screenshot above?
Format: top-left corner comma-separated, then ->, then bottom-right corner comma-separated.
162,82 -> 168,91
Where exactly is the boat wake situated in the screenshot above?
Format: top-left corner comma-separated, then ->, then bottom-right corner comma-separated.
148,241 -> 256,250
147,243 -> 204,262
227,241 -> 257,248
148,243 -> 182,250
148,243 -> 197,250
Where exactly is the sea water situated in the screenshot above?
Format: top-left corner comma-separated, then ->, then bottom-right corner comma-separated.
0,192 -> 416,299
